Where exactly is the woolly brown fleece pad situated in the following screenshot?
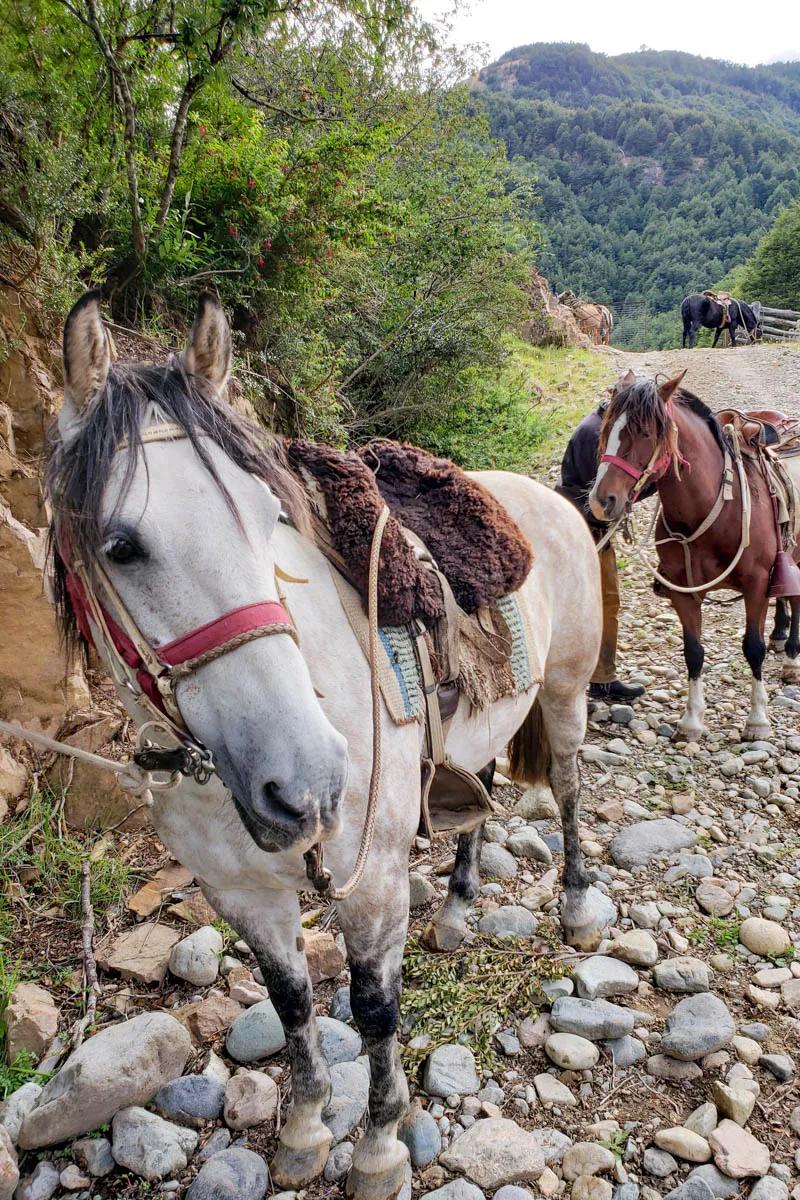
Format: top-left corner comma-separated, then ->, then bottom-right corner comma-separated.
288,438 -> 533,626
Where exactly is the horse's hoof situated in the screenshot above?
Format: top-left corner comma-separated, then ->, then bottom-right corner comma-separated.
781,661 -> 800,683
742,722 -> 771,742
346,1154 -> 409,1200
420,918 -> 466,952
674,723 -> 706,741
271,1137 -> 331,1187
770,637 -> 787,654
561,885 -> 616,952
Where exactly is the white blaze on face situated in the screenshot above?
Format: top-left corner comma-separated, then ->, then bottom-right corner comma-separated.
591,410 -> 628,499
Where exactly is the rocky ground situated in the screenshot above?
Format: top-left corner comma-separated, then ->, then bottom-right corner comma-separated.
2,342 -> 800,1200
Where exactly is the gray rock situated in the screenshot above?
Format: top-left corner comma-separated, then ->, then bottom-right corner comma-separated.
323,1142 -> 353,1183
665,855 -> 713,882
532,1127 -> 573,1165
0,1083 -> 41,1145
607,1036 -> 646,1068
478,907 -> 537,938
646,1056 -> 703,1082
550,997 -> 635,1041
505,829 -> 552,863
644,1148 -> 678,1178
614,1187 -> 640,1200
19,1013 -> 192,1149
480,844 -> 518,880
323,1060 -> 370,1142
739,1022 -> 769,1043
13,1160 -> 60,1200
494,1188 -> 534,1200
684,1165 -> 742,1199
749,1180 -> 788,1200
410,871 -> 438,909
196,1127 -> 231,1163
185,1147 -> 268,1199
225,1001 -> 286,1063
420,1182 -> 486,1200
758,1054 -> 794,1081
168,926 -> 223,986
611,819 -> 696,871
663,1183 -> 716,1200
573,956 -> 639,1000
155,1075 -> 225,1127
653,957 -> 710,994
316,1016 -> 362,1065
330,986 -> 352,1023
661,993 -> 735,1061
422,1044 -> 480,1098
439,1117 -> 545,1190
399,1104 -> 442,1168
111,1106 -> 198,1180
72,1136 -> 115,1177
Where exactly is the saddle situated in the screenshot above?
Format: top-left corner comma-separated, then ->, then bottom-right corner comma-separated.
716,408 -> 800,453
715,408 -> 800,561
287,439 -> 536,839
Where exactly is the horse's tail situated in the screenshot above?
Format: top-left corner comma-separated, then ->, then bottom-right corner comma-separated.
507,695 -> 551,786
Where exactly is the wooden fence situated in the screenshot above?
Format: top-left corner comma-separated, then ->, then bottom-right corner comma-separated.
758,305 -> 800,342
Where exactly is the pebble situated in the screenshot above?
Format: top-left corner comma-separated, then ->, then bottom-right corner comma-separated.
738,918 -> 791,958
759,1053 -> 795,1081
684,1103 -> 718,1139
711,1081 -> 755,1126
663,1183 -> 716,1200
223,1070 -> 278,1129
410,871 -> 438,908
168,926 -> 223,986
317,1016 -> 362,1065
573,1179 -> 613,1200
573,957 -> 639,1000
684,1164 -> 741,1198
13,1160 -> 60,1200
59,1164 -> 90,1190
562,1143 -> 617,1180
654,1128 -> 712,1163
646,1056 -> 703,1081
750,1180 -> 789,1200
72,1135 -> 115,1177
653,957 -> 710,993
708,1120 -> 771,1178
438,1117 -> 545,1189
550,997 -> 635,1041
695,883 -> 735,917
608,931 -> 659,967
423,1044 -> 480,1098
660,993 -> 735,1061
0,1082 -> 41,1145
505,829 -> 553,863
323,1060 -> 370,1142
111,1107 -> 198,1180
399,1103 -> 442,1168
323,1143 -> 353,1183
611,819 -> 696,870
643,1148 -> 678,1178
196,1127 -> 231,1163
480,843 -> 519,880
631,902 -> 662,929
225,1001 -> 286,1062
478,907 -> 537,938
607,1035 -> 646,1068
330,986 -> 353,1023
185,1147 -> 268,1199
545,1033 -> 599,1070
420,1182 -> 485,1200
534,1073 -> 578,1106
155,1075 -> 225,1128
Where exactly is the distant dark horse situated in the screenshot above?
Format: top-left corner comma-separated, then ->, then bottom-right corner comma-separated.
681,294 -> 758,348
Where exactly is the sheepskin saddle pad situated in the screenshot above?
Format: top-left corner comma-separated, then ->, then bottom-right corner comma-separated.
287,438 -> 533,627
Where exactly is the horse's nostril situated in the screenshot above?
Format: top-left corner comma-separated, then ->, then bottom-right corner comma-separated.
604,495 -> 617,515
262,781 -> 307,821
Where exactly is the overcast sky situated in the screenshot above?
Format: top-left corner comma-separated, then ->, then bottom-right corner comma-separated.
416,0 -> 800,70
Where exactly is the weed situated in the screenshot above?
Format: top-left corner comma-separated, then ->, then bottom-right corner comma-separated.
401,934 -> 570,1071
0,954 -> 52,1099
601,1129 -> 630,1158
688,915 -> 740,950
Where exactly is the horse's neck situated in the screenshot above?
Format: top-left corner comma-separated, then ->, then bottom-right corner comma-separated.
657,408 -> 725,531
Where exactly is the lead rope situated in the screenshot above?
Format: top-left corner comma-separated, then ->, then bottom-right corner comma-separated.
304,504 -> 389,901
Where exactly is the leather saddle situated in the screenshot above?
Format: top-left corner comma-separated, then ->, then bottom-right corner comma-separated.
716,408 -> 800,452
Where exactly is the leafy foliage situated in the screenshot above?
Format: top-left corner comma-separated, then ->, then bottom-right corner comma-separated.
726,201 -> 800,309
401,933 -> 569,1072
478,44 -> 800,347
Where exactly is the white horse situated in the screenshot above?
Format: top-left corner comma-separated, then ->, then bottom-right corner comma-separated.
47,292 -> 607,1200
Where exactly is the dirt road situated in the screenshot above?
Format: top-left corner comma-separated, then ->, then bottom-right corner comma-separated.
603,341 -> 800,417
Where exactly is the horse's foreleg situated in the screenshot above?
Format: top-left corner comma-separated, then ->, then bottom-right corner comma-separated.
673,594 -> 707,738
539,688 -> 616,951
782,598 -> 800,682
203,885 -> 332,1187
711,326 -> 722,348
338,883 -> 410,1200
770,598 -> 790,652
742,590 -> 770,740
421,762 -> 493,952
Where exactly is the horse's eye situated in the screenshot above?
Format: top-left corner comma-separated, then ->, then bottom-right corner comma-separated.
105,534 -> 142,565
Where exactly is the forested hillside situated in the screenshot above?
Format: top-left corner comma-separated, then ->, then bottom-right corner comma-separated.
478,44 -> 800,346
728,200 -> 800,309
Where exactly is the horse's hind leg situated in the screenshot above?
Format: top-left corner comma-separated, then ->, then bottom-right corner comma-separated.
672,593 -> 707,739
203,885 -> 332,1187
782,598 -> 800,683
338,879 -> 411,1200
420,761 -> 493,952
770,598 -> 790,653
742,589 -> 770,740
538,688 -> 616,951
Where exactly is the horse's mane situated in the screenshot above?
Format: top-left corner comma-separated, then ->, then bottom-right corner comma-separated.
599,376 -> 728,462
45,356 -> 310,650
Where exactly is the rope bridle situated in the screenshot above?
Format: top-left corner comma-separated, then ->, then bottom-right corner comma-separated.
7,420 -> 389,901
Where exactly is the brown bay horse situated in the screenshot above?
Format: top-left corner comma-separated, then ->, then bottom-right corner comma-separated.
589,370 -> 800,741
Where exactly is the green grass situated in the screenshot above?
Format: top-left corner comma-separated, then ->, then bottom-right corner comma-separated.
510,340 -> 610,470
0,953 -> 53,1099
687,915 -> 741,950
601,1129 -> 630,1158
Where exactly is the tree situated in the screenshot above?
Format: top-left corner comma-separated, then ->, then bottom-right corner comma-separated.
735,201 -> 800,308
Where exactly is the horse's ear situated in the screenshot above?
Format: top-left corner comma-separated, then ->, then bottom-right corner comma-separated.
658,370 -> 688,404
184,293 -> 232,392
610,367 -> 636,396
60,290 -> 115,442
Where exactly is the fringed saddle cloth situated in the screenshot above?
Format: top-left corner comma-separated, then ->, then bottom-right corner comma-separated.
287,439 -> 544,838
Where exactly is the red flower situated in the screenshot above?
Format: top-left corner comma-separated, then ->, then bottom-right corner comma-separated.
263,239 -> 272,251
227,223 -> 238,238
198,124 -> 207,136
257,257 -> 265,268
247,178 -> 256,189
